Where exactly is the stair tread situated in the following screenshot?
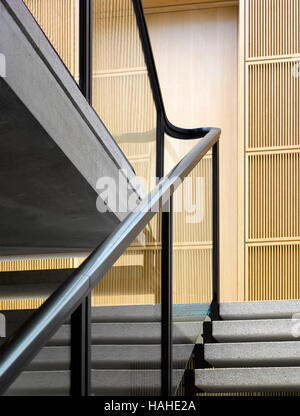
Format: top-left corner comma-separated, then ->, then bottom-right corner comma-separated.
205,341 -> 300,367
5,370 -> 71,396
213,318 -> 300,342
91,322 -> 202,344
91,344 -> 194,369
25,344 -> 194,370
6,369 -> 184,396
220,300 -> 300,320
195,367 -> 300,392
91,369 -> 184,396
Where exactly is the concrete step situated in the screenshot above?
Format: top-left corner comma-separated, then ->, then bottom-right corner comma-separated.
5,371 -> 70,396
0,269 -> 73,300
91,305 -> 161,323
23,344 -> 193,371
45,324 -> 71,346
1,304 -> 208,335
213,319 -> 300,342
91,322 -> 202,345
91,344 -> 194,369
1,307 -> 203,346
91,369 -> 184,396
205,341 -> 300,367
91,303 -> 209,323
220,300 -> 300,320
5,369 -> 184,396
25,347 -> 71,371
195,367 -> 300,392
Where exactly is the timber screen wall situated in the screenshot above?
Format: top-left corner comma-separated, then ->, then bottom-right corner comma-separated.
246,0 -> 300,300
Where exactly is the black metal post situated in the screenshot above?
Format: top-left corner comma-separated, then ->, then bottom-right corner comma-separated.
210,141 -> 220,320
155,110 -> 173,396
79,0 -> 92,102
71,0 -> 93,396
161,198 -> 173,396
71,294 -> 91,396
156,111 -> 164,181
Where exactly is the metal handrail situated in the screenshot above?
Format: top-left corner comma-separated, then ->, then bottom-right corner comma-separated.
132,0 -> 209,141
0,126 -> 220,395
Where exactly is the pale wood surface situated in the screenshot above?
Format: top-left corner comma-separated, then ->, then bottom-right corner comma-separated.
237,0 -> 245,300
146,6 -> 239,301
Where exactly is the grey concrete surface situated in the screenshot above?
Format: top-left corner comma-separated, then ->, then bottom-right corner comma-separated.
195,367 -> 300,392
91,322 -> 202,345
91,369 -> 184,396
0,269 -> 73,299
205,341 -> 300,367
4,370 -> 70,396
3,305 -> 203,395
213,319 -> 300,342
91,344 -> 193,369
6,369 -> 183,396
0,77 -> 120,254
24,344 -> 193,371
91,303 -> 210,323
220,300 -> 300,320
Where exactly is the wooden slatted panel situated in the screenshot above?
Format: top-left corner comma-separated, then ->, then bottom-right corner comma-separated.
247,152 -> 300,240
0,257 -> 77,310
173,247 -> 212,304
92,214 -> 162,305
173,158 -> 213,304
246,0 -> 300,301
248,61 -> 300,149
247,243 -> 300,300
91,0 -> 161,306
92,248 -> 161,305
247,0 -> 300,58
92,0 -> 156,195
92,73 -> 156,135
93,0 -> 145,71
173,156 -> 212,244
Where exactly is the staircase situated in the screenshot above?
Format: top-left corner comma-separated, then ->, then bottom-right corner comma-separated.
1,304 -> 203,396
196,299 -> 300,393
4,299 -> 300,395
